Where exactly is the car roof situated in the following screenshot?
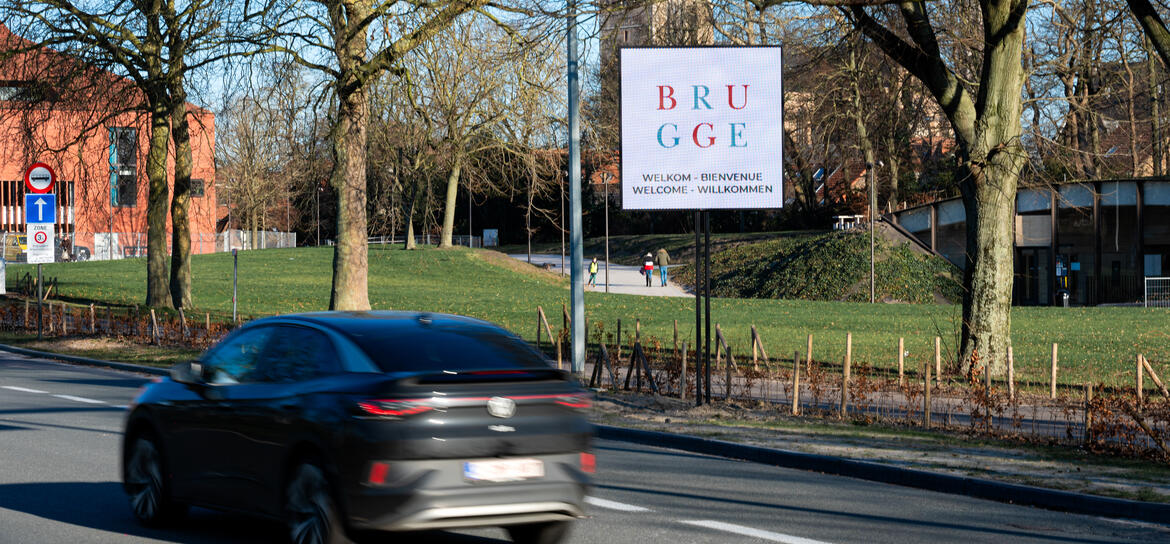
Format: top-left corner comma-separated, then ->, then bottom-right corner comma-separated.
252,311 -> 504,339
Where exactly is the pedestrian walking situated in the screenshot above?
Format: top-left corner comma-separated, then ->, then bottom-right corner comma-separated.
588,257 -> 599,287
655,248 -> 670,287
642,253 -> 654,287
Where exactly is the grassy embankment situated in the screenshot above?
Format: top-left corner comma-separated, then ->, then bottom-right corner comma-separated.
5,244 -> 1169,387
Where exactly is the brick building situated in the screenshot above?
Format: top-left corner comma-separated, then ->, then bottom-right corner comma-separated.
0,23 -> 217,261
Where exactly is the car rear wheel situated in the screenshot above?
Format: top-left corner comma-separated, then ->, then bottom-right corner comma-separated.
285,462 -> 348,544
506,521 -> 572,544
124,435 -> 186,526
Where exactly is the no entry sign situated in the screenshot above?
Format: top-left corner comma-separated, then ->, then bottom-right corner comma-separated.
24,162 -> 56,194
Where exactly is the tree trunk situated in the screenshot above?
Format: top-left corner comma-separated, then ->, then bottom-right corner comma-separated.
1148,37 -> 1164,175
846,45 -> 878,216
1127,0 -> 1170,69
955,0 -> 1029,377
169,97 -> 193,309
439,157 -> 461,249
145,100 -> 172,308
329,82 -> 371,310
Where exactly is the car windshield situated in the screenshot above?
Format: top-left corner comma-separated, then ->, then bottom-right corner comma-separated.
346,325 -> 550,373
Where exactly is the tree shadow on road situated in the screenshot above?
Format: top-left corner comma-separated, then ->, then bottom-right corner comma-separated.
0,481 -> 510,543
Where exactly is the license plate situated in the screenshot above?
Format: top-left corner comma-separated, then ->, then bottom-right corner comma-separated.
463,458 -> 545,482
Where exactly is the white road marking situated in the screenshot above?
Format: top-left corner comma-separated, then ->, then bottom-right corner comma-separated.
51,394 -> 106,404
2,386 -> 48,394
680,520 -> 833,544
585,496 -> 652,512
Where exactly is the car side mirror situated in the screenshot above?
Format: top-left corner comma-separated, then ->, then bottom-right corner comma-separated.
170,360 -> 205,385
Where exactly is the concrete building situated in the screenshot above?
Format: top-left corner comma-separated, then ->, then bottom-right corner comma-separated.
0,24 -> 217,261
889,179 -> 1170,306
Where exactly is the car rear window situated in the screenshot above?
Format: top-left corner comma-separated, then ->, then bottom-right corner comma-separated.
347,326 -> 550,373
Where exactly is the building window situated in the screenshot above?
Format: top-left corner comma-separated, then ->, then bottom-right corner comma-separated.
109,127 -> 137,207
0,80 -> 58,102
190,179 -> 205,197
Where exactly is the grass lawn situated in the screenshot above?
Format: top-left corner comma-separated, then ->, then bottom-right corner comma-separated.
6,245 -> 1170,388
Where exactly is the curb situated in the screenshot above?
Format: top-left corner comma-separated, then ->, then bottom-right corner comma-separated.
596,424 -> 1170,526
0,343 -> 168,376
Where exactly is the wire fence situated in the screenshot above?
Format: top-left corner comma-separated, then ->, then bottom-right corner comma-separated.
0,230 -> 296,263
1145,277 -> 1170,308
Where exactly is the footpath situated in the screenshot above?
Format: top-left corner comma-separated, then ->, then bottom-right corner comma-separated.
507,254 -> 689,297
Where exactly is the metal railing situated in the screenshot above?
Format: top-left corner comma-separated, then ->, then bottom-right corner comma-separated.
1144,277 -> 1170,308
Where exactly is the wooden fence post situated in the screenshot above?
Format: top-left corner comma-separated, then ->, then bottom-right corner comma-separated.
680,341 -> 688,401
806,334 -> 813,373
60,305 -> 67,335
1138,354 -> 1145,406
934,337 -> 942,387
924,359 -> 932,429
23,299 -> 29,329
1051,343 -> 1059,400
751,325 -> 759,370
1142,355 -> 1170,398
898,337 -> 905,387
792,350 -> 801,416
105,306 -> 112,334
1084,383 -> 1094,445
178,308 -> 189,339
616,319 -> 623,362
840,332 -> 852,418
205,313 -> 211,336
536,307 -> 544,347
89,304 -> 95,334
1008,346 -> 1015,401
149,309 -> 160,345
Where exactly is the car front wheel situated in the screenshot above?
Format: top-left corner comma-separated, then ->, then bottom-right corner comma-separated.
285,462 -> 348,544
506,521 -> 572,544
124,435 -> 186,526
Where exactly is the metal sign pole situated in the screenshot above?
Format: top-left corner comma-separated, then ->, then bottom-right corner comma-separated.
232,248 -> 238,322
704,211 -> 712,404
567,0 -> 585,375
36,264 -> 43,340
694,211 -> 702,406
604,175 -> 610,293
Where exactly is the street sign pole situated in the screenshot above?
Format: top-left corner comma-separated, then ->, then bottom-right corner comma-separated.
232,249 -> 238,323
36,264 -> 42,340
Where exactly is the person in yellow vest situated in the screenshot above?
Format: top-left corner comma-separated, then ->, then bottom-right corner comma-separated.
588,257 -> 599,287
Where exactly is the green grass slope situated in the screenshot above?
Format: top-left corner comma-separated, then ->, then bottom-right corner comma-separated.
673,231 -> 962,304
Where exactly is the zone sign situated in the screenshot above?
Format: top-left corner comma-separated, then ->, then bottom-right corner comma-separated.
24,162 -> 56,194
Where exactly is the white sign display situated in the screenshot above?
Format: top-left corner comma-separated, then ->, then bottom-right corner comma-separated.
27,223 -> 54,264
620,47 -> 784,210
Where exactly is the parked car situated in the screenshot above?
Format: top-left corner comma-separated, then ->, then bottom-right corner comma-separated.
122,311 -> 593,544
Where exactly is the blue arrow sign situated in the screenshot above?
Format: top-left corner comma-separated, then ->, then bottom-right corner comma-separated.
25,193 -> 56,224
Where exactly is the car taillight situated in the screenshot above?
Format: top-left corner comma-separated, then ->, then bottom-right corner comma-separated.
368,462 -> 391,485
357,399 -> 435,417
555,393 -> 592,410
580,452 -> 596,474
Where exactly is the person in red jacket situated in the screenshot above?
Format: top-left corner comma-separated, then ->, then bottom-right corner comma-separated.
642,253 -> 654,287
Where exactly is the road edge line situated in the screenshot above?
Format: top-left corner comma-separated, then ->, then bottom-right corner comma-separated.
596,424 -> 1170,526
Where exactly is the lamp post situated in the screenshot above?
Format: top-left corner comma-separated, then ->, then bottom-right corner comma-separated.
315,183 -> 324,246
868,161 -> 882,303
600,171 -> 612,292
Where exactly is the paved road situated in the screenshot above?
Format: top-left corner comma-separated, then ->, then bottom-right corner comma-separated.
1,352 -> 1168,543
509,254 -> 689,298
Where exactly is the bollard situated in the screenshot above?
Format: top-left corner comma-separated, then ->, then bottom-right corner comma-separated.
840,332 -> 852,418
924,359 -> 932,429
792,350 -> 801,416
897,337 -> 905,387
1051,343 -> 1059,399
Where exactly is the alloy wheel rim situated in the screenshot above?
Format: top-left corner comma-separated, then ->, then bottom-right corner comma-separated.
288,467 -> 330,544
126,440 -> 162,520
